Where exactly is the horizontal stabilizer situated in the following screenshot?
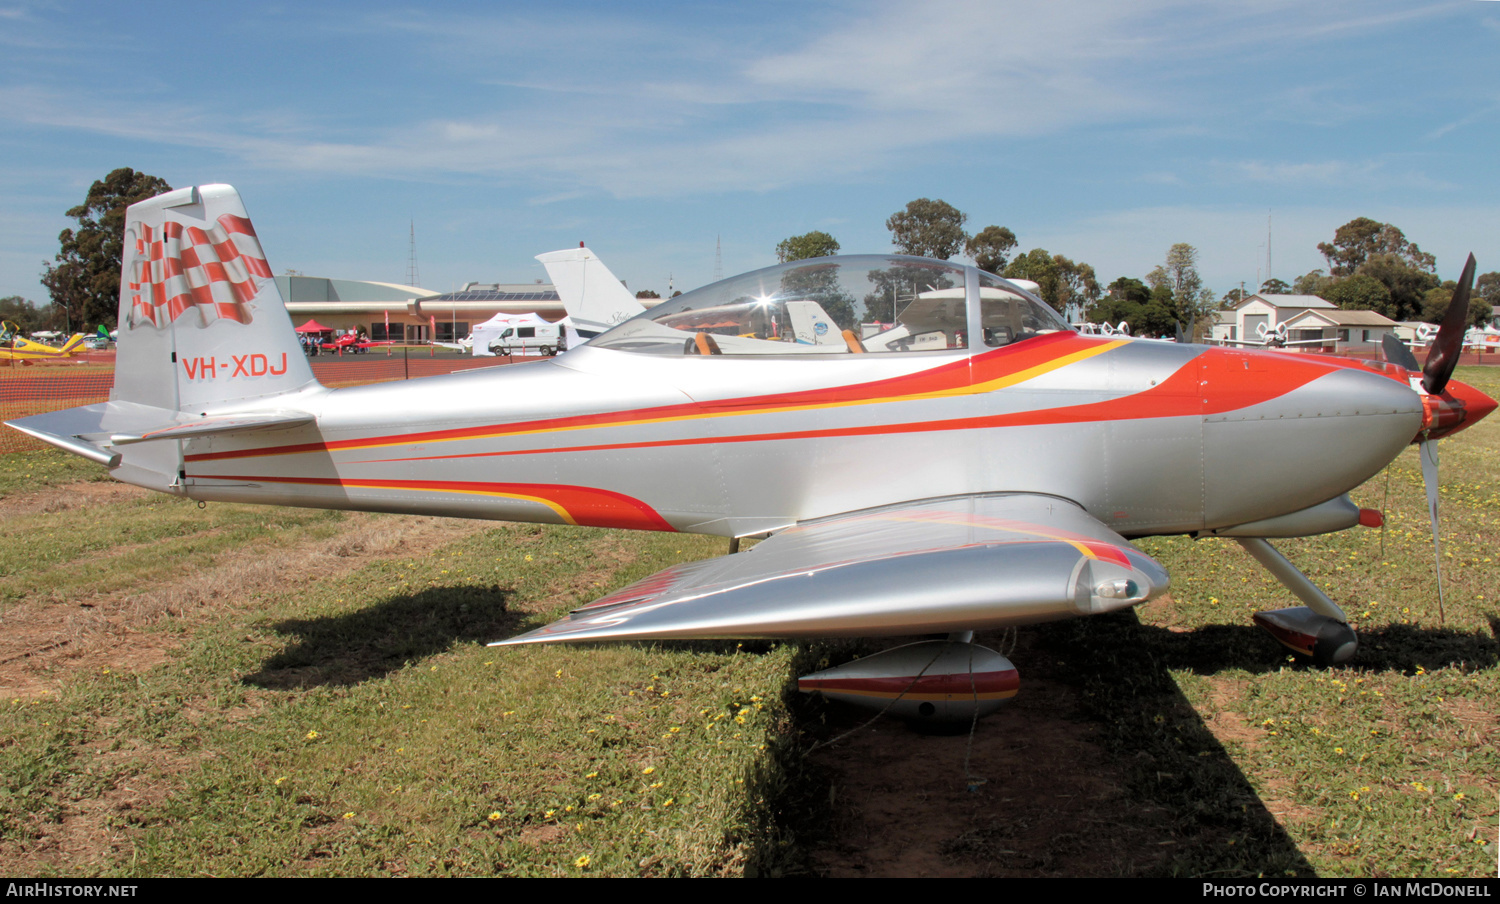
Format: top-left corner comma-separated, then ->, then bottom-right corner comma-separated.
7,402 -> 314,462
494,493 -> 1168,645
6,415 -> 120,466
109,411 -> 314,445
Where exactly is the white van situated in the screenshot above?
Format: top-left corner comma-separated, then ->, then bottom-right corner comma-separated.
490,323 -> 565,356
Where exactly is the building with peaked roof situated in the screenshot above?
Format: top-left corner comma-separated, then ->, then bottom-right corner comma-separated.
1210,291 -> 1397,352
1211,293 -> 1335,344
1279,308 -> 1397,352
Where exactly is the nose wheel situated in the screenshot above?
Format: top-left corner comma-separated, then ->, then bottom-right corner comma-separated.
1252,607 -> 1357,665
1238,538 -> 1358,665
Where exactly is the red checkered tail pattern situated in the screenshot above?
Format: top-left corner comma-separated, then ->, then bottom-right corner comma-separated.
114,185 -> 318,414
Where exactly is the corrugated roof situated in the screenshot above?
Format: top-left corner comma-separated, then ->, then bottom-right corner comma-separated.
1285,309 -> 1397,327
425,288 -> 561,303
1248,293 -> 1334,309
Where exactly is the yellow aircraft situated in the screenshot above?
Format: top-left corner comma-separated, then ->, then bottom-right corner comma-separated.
0,322 -> 87,361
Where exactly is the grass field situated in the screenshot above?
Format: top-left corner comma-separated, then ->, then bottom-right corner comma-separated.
0,367 -> 1495,877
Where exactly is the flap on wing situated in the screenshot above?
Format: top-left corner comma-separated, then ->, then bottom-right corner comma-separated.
494,493 -> 1170,646
7,401 -> 313,464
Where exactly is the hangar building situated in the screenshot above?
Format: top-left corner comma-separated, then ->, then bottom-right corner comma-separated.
275,276 -> 564,343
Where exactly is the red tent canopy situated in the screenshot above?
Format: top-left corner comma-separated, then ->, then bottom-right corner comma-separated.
295,319 -> 330,333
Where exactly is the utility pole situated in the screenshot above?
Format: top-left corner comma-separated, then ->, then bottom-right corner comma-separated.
1266,212 -> 1273,286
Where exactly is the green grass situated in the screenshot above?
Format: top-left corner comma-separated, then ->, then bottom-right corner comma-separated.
0,497 -> 348,608
0,449 -> 110,497
0,464 -> 798,876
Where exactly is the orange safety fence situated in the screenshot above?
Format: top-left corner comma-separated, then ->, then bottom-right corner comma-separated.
0,351 -> 533,454
309,353 -> 526,386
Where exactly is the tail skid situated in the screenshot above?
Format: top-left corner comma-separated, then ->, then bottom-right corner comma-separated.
6,184 -> 324,491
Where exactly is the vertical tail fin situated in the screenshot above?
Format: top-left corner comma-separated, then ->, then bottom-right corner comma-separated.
6,185 -> 320,491
58,334 -> 86,354
114,184 -> 317,413
535,246 -> 645,338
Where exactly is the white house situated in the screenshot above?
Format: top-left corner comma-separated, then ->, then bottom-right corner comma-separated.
1279,309 -> 1397,352
1211,293 -> 1335,344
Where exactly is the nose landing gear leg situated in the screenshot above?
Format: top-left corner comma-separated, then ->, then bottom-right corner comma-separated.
1238,537 -> 1357,666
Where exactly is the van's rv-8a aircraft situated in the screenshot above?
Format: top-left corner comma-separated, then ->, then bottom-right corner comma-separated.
7,185 -> 1494,723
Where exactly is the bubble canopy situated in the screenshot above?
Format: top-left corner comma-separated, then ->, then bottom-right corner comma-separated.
589,255 -> 1071,356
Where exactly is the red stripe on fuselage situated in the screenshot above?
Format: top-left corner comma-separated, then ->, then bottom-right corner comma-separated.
195,475 -> 676,531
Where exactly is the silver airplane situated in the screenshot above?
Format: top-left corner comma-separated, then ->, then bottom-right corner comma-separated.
9,185 -> 1494,723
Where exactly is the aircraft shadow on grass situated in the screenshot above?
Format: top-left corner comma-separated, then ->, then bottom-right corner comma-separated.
241,585 -> 762,690
243,584 -> 518,689
1129,618 -> 1500,677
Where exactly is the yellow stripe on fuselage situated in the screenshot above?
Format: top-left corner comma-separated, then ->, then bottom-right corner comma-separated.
321,339 -> 1127,456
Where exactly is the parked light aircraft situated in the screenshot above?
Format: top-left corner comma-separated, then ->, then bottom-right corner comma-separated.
0,322 -> 86,361
1465,325 -> 1500,351
543,245 -> 854,350
1077,320 -> 1131,337
536,245 -> 647,341
7,185 -> 1495,723
1216,320 -> 1331,350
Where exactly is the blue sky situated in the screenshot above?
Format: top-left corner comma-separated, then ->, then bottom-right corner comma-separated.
2,1 -> 1497,306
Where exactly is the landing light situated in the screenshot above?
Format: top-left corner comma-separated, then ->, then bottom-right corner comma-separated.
1096,579 -> 1138,600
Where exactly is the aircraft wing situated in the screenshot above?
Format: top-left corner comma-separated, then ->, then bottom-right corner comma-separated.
494,494 -> 1168,646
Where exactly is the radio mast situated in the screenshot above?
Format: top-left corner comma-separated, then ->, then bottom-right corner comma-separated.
407,220 -> 420,288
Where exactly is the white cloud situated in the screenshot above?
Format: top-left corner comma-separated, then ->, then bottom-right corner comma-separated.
1231,159 -> 1455,192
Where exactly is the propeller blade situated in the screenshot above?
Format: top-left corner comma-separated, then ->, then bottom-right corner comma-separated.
1422,253 -> 1476,396
1383,333 -> 1420,371
1418,439 -> 1446,625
